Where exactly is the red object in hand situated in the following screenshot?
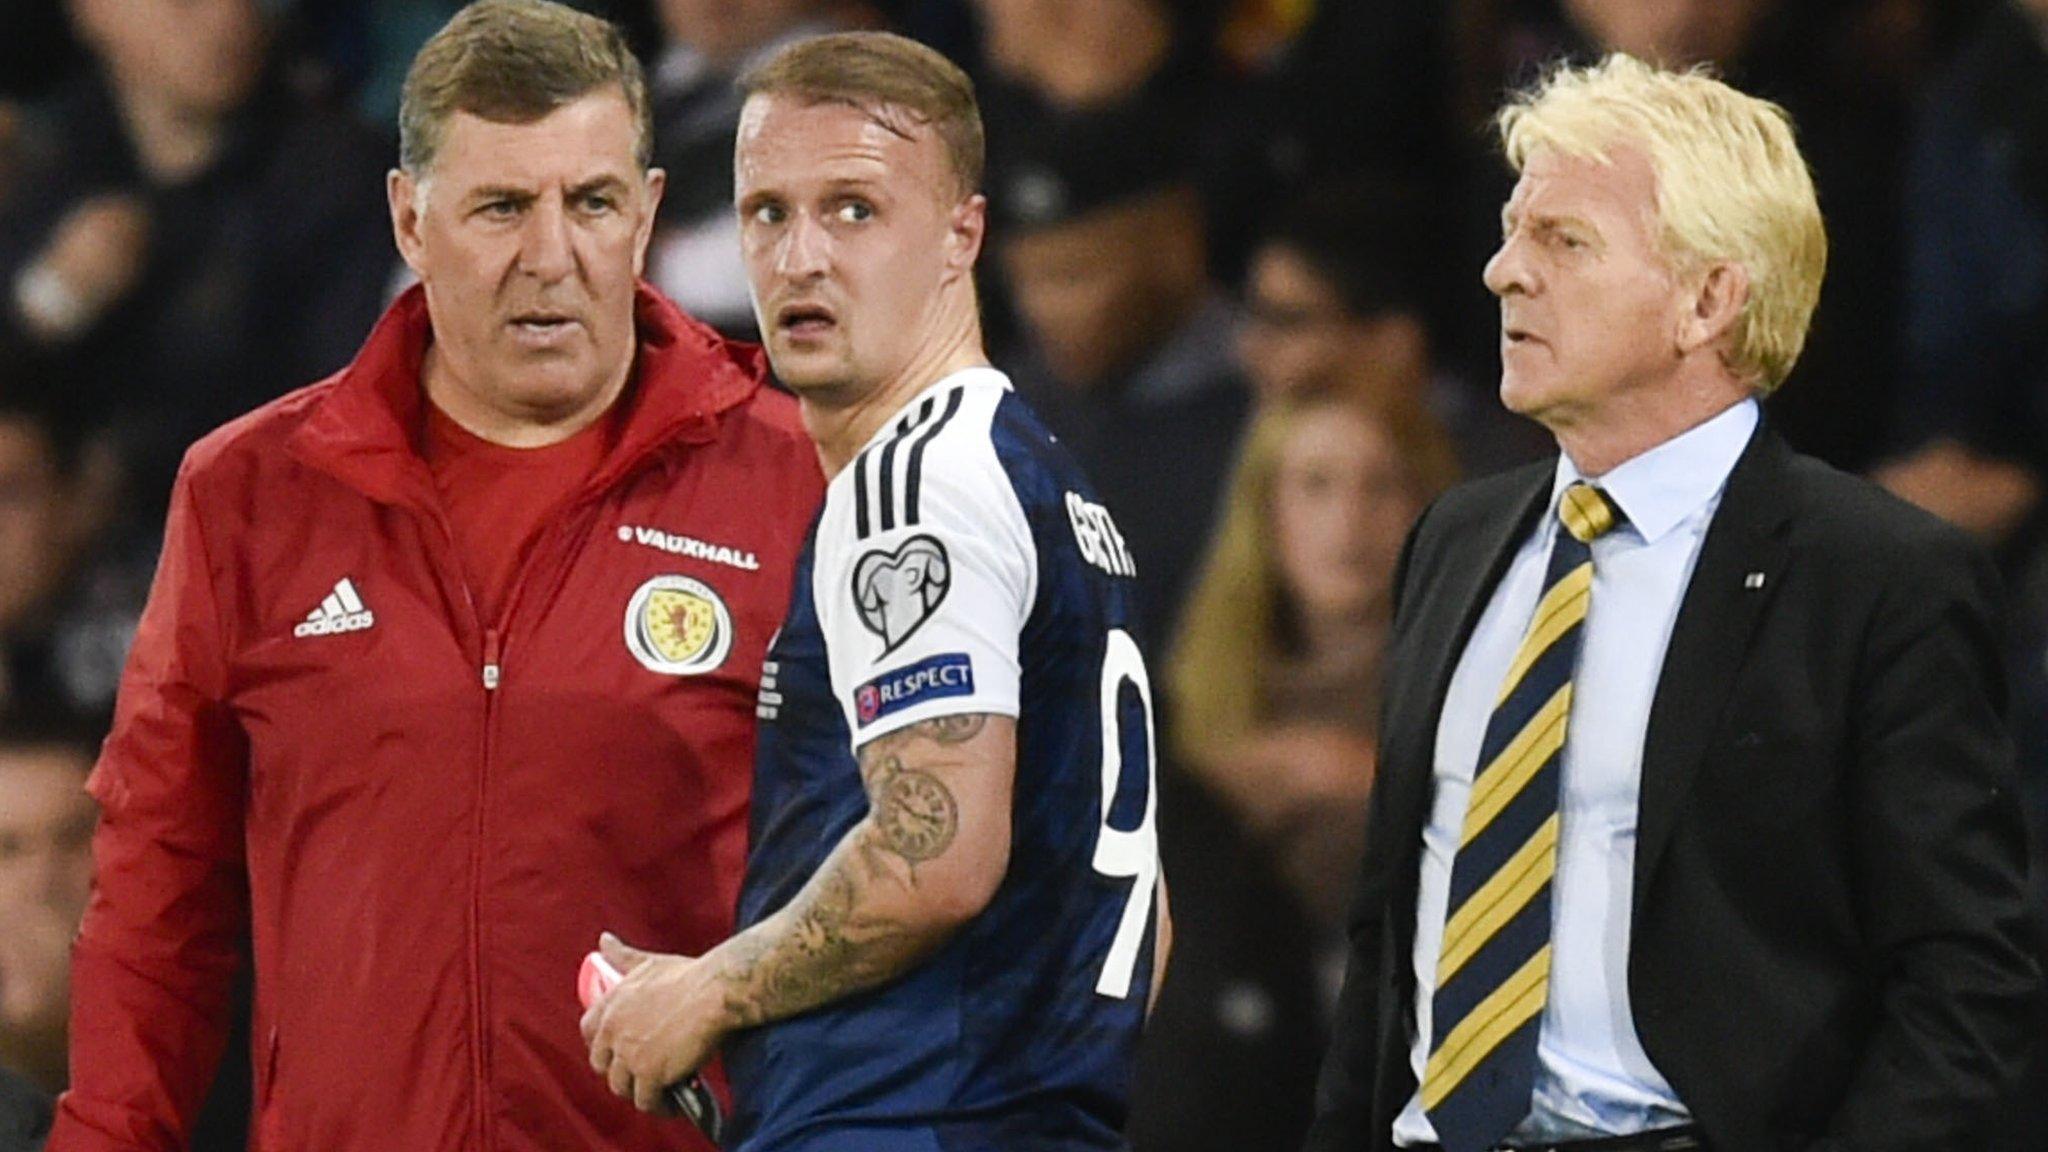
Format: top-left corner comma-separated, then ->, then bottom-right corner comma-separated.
580,951 -> 727,1145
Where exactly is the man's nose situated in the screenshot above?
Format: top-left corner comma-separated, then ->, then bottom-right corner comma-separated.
777,212 -> 831,280
517,197 -> 577,281
1483,233 -> 1532,298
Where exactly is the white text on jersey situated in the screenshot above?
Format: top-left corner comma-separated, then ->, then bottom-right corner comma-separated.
616,525 -> 761,571
1065,493 -> 1137,579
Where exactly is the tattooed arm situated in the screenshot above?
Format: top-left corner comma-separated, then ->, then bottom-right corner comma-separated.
583,713 -> 1017,1113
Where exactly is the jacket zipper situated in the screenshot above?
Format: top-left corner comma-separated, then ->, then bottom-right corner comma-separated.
475,623 -> 502,1152
483,630 -> 502,691
405,497 -> 497,1152
420,468 -> 645,1152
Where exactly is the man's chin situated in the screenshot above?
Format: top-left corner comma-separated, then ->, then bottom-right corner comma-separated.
766,350 -> 853,396
1498,372 -> 1549,417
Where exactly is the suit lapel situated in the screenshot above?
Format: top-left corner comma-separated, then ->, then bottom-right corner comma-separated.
1633,425 -> 1793,916
1382,470 -> 1553,857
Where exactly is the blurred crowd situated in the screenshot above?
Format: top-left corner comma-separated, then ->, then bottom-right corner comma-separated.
3,0 -> 2047,1148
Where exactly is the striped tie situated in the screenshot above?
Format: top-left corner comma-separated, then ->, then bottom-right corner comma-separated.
1422,481 -> 1620,1152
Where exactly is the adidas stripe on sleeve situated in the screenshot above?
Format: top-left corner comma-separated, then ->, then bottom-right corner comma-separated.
813,372 -> 1035,749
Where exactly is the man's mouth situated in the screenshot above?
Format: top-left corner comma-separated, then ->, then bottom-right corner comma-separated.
509,310 -> 578,334
776,303 -> 837,338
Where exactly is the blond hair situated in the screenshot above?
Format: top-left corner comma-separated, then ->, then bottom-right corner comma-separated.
740,31 -> 984,197
399,0 -> 652,175
1497,53 -> 1826,393
1165,394 -> 1456,765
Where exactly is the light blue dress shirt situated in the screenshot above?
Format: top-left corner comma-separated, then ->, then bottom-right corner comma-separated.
1392,399 -> 1759,1146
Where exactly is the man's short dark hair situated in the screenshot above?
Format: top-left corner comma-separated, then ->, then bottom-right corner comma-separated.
399,0 -> 653,174
739,31 -> 984,197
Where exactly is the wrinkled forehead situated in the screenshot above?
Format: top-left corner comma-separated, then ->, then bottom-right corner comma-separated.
426,94 -> 645,192
1507,143 -> 1660,227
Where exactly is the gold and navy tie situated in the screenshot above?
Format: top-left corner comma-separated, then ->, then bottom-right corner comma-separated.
1422,482 -> 1620,1152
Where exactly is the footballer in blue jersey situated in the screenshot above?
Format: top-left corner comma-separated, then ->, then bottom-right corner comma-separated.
582,30 -> 1170,1152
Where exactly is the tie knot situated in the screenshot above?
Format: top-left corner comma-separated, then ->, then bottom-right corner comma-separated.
1558,482 -> 1619,543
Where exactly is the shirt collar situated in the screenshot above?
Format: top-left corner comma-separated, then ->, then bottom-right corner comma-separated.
1550,398 -> 1759,545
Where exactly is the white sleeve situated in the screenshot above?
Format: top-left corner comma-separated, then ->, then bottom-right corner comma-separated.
815,401 -> 1036,749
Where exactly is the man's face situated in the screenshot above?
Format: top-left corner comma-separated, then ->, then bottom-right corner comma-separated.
391,91 -> 664,430
1238,245 -> 1354,400
1001,190 -> 1198,389
1484,146 -> 1687,431
73,0 -> 267,118
0,745 -> 95,926
0,420 -> 68,634
735,94 -> 981,400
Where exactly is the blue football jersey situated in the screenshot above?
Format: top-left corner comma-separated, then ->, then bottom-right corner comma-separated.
732,367 -> 1161,1151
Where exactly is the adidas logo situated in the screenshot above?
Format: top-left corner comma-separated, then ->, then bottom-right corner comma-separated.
294,578 -> 376,638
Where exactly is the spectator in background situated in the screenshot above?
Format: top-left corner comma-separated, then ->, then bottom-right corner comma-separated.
969,0 -> 1280,279
1236,181 -> 1547,473
1169,391 -> 1455,982
0,375 -> 140,719
991,91 -> 1249,654
1131,390 -> 1454,1152
1885,0 -> 2048,579
644,0 -> 852,335
0,710 -> 97,1099
1884,6 -> 2048,1133
0,0 -> 393,511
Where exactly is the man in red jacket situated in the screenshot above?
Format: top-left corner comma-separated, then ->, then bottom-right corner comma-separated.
47,2 -> 822,1149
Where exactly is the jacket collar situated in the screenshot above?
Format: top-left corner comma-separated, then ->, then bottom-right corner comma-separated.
288,282 -> 766,506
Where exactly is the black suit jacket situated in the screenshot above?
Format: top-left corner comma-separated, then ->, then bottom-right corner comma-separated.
1305,425 -> 2041,1152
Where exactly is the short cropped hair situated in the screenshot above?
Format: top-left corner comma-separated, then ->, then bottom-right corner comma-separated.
739,31 -> 984,197
399,0 -> 652,175
1497,53 -> 1826,393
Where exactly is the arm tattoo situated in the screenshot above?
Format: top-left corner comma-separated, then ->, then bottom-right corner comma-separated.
714,715 -> 988,1028
862,753 -> 958,875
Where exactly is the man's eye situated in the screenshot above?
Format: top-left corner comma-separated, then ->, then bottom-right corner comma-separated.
579,194 -> 617,214
479,201 -> 519,219
837,201 -> 873,223
752,203 -> 786,225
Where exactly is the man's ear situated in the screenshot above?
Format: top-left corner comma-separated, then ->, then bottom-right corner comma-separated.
633,167 -> 667,278
945,193 -> 987,283
389,169 -> 427,278
1677,260 -> 1749,358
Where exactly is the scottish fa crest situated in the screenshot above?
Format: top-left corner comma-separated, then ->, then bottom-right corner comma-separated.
852,534 -> 951,654
624,575 -> 733,675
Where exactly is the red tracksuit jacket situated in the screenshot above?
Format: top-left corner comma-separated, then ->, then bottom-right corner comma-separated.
51,286 -> 823,1151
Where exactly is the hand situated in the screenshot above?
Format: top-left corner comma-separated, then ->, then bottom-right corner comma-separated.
580,932 -> 727,1114
18,194 -> 152,337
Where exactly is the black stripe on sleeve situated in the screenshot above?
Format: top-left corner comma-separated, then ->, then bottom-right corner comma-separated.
903,387 -> 966,526
875,396 -> 934,534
